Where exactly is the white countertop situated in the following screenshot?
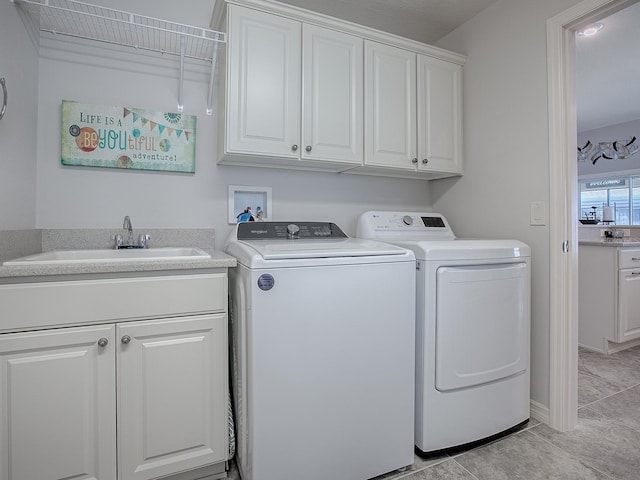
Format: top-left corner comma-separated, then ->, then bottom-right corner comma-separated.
579,239 -> 640,247
0,249 -> 236,279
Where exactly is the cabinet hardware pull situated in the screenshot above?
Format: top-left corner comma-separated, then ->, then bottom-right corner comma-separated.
631,272 -> 640,276
121,335 -> 131,344
305,145 -> 312,152
422,158 -> 429,164
632,257 -> 640,261
0,77 -> 6,121
291,144 -> 298,151
97,338 -> 109,347
411,158 -> 418,164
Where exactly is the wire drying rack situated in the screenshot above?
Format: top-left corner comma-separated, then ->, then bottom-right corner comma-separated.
10,0 -> 226,113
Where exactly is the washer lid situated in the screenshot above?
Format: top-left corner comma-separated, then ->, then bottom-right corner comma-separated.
225,221 -> 414,267
241,237 -> 408,260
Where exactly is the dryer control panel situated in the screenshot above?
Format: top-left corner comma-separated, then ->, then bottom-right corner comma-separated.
357,211 -> 456,240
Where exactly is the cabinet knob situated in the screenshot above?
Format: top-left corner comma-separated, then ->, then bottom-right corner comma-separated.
121,335 -> 131,345
422,158 -> 429,164
411,158 -> 418,164
305,145 -> 312,152
97,338 -> 109,347
291,144 -> 298,152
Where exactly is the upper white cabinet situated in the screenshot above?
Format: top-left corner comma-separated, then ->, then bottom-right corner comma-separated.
302,24 -> 363,165
225,6 -> 301,160
357,40 -> 463,179
417,55 -> 463,175
364,41 -> 417,171
216,0 -> 465,180
221,4 -> 363,171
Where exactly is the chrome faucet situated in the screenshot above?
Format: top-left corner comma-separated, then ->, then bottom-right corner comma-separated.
123,215 -> 133,246
114,216 -> 151,249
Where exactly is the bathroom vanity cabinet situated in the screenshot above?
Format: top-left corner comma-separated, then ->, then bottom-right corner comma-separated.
0,271 -> 229,480
579,244 -> 640,353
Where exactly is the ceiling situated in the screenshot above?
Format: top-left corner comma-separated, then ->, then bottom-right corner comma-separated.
86,0 -> 498,44
576,1 -> 640,133
270,0 -> 498,44
86,0 -> 639,135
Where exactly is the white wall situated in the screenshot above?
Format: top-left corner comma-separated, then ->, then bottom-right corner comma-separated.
34,36 -> 431,244
0,1 -> 39,229
578,118 -> 640,177
432,0 -> 584,410
9,0 -> 580,415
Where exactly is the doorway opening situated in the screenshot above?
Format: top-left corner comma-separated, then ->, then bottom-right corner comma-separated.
547,0 -> 639,431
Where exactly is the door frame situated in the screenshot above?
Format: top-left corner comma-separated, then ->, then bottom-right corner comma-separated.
546,0 -> 638,431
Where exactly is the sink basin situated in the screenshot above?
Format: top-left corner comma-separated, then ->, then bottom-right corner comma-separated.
3,247 -> 211,266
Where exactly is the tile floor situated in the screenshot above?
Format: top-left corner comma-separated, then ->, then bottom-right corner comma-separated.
226,345 -> 640,480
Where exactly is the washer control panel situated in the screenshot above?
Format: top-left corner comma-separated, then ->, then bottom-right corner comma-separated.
356,211 -> 455,240
237,222 -> 348,240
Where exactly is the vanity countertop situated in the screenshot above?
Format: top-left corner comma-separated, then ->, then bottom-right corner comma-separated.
579,239 -> 640,247
0,249 -> 236,279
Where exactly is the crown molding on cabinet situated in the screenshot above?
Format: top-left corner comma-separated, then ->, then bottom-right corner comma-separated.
212,0 -> 466,66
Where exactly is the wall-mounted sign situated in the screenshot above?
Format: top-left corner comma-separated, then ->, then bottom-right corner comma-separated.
61,100 -> 197,173
585,178 -> 627,189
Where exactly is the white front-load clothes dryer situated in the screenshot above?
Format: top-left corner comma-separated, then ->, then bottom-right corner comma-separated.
357,211 -> 531,454
225,221 -> 416,480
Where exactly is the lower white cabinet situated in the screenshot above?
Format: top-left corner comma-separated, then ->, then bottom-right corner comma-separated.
617,259 -> 640,343
579,245 -> 640,353
118,315 -> 227,480
0,324 -> 116,480
0,272 -> 229,480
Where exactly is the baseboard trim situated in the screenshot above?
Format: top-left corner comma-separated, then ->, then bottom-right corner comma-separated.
530,399 -> 550,425
606,337 -> 640,354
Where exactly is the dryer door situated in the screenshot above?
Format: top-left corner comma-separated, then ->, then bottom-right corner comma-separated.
435,262 -> 529,391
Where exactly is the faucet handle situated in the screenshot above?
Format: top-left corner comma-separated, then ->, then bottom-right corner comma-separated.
138,233 -> 151,248
114,234 -> 123,248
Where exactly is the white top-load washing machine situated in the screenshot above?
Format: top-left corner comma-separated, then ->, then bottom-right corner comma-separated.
357,211 -> 531,454
225,221 -> 416,480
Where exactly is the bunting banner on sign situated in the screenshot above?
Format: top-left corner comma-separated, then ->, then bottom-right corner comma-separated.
61,100 -> 197,173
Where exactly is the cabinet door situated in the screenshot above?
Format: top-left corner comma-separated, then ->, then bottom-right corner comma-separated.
617,269 -> 640,342
417,55 -> 463,173
364,41 -> 417,170
117,315 -> 227,480
0,325 -> 116,480
302,25 -> 363,165
227,5 -> 301,157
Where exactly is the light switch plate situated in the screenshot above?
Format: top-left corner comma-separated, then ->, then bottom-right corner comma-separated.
530,201 -> 546,226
